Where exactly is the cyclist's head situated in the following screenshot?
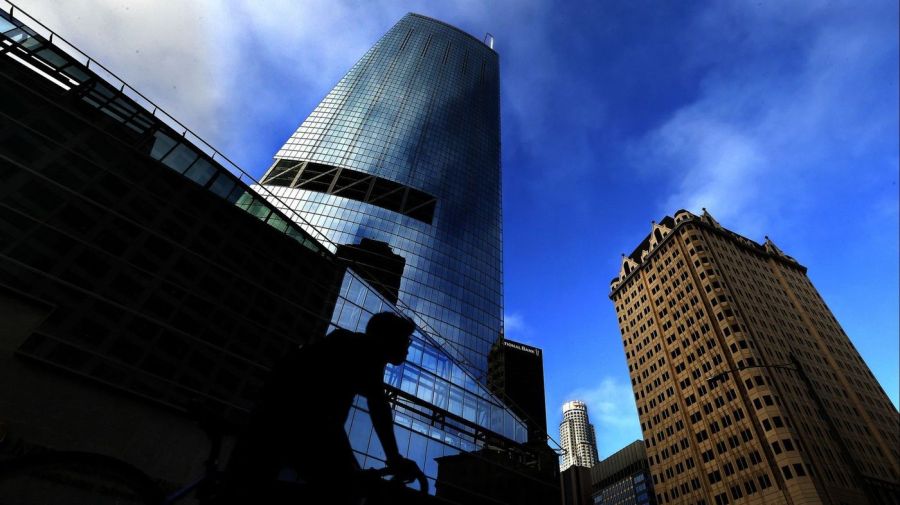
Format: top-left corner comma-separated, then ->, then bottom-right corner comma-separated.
366,312 -> 415,364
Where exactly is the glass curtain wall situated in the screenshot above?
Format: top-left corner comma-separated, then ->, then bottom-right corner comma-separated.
261,13 -> 502,378
332,271 -> 527,493
0,6 -> 534,501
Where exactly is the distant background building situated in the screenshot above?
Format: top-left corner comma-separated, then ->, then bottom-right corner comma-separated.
610,209 -> 900,504
560,400 -> 599,471
488,337 -> 548,443
561,465 -> 594,505
435,446 -> 560,505
478,336 -> 560,504
591,440 -> 654,505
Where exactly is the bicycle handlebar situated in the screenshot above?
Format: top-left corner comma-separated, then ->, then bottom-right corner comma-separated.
368,466 -> 429,495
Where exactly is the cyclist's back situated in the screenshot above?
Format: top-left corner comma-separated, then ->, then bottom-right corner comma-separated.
217,313 -> 423,503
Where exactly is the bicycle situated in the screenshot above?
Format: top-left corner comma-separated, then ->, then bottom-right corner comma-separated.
0,452 -> 428,505
0,407 -> 429,505
168,406 -> 430,504
164,400 -> 428,503
0,449 -> 164,505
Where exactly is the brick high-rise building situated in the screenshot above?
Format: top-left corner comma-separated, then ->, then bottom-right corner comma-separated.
609,209 -> 899,505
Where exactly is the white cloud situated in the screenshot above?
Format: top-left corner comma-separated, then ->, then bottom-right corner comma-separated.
565,376 -> 642,457
18,0 -> 227,142
631,0 -> 898,237
503,312 -> 525,332
15,0 -> 379,154
14,0 -> 549,170
641,113 -> 767,234
503,311 -> 536,345
567,377 -> 637,429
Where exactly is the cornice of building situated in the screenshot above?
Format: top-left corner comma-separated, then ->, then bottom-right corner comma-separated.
590,440 -> 646,486
407,13 -> 498,55
608,209 -> 806,299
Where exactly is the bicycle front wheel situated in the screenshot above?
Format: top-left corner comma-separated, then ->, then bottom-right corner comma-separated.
0,451 -> 163,505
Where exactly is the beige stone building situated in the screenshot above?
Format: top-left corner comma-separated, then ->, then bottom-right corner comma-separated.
609,209 -> 899,505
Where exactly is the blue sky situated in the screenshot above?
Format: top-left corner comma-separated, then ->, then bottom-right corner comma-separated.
22,0 -> 898,457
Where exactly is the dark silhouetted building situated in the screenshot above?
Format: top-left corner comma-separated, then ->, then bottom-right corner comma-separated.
336,238 -> 406,305
489,337 -> 549,443
591,441 -> 654,505
0,7 -> 547,504
435,445 -> 560,505
0,7 -> 344,487
433,361 -> 561,503
610,209 -> 900,504
561,464 -> 594,505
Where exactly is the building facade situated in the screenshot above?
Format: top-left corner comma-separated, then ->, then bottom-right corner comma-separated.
562,465 -> 596,505
591,440 -> 655,505
434,446 -> 561,505
0,7 -> 543,503
488,337 -> 549,443
610,209 -> 900,505
560,400 -> 600,471
256,12 -> 550,501
0,7 -> 345,487
335,238 -> 406,305
259,13 -> 502,377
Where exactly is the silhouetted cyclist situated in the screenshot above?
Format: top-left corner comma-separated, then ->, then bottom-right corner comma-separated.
219,312 -> 425,503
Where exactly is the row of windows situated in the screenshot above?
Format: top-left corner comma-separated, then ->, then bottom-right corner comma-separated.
270,15 -> 503,376
617,217 -> 900,500
703,232 -> 899,483
621,227 -> 781,503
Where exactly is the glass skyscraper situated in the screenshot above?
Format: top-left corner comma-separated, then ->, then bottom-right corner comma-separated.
259,13 -> 501,376
254,15 -> 552,499
0,4 -> 547,500
0,5 -> 352,490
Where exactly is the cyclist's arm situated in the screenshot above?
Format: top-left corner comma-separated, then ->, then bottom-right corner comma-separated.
367,384 -> 424,484
367,386 -> 403,464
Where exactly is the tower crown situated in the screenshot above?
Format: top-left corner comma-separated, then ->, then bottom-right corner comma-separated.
610,209 -> 804,296
609,207 -> 899,501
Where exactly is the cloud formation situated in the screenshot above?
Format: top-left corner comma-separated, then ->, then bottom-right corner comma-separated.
503,312 -> 526,333
565,376 -> 642,457
15,0 -> 897,446
18,0 -> 227,142
631,0 -> 898,238
503,311 -> 537,345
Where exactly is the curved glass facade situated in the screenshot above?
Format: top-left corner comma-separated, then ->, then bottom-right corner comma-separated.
0,6 -> 547,500
328,270 -> 527,494
261,13 -> 501,376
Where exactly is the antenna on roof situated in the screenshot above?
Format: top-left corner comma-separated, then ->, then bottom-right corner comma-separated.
484,32 -> 494,49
